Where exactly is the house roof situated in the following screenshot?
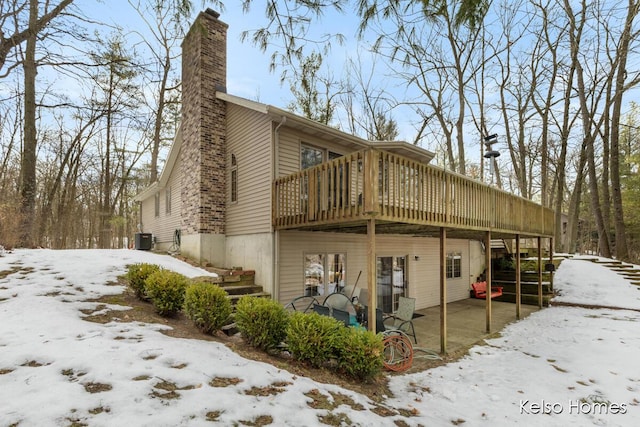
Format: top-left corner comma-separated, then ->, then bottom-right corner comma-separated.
135,92 -> 436,200
216,92 -> 436,164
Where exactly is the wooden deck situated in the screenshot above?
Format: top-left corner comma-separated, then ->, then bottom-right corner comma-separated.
273,148 -> 554,238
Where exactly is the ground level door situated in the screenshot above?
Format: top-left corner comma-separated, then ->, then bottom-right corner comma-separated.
376,255 -> 408,313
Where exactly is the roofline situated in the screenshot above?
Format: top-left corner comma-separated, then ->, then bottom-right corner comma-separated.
134,125 -> 182,202
216,92 -> 435,163
135,92 -> 437,202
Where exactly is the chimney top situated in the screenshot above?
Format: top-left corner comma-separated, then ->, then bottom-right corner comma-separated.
205,8 -> 220,19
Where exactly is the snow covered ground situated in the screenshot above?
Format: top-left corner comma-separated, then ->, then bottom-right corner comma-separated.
1,249 -> 639,426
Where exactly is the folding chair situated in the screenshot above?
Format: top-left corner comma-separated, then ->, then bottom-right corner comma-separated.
383,296 -> 417,344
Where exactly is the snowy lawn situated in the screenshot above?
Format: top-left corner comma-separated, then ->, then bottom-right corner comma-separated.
1,249 -> 639,426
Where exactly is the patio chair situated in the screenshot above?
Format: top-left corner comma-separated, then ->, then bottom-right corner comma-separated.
383,296 -> 417,344
358,288 -> 369,306
313,303 -> 330,316
284,295 -> 319,313
322,292 -> 354,313
331,308 -> 351,327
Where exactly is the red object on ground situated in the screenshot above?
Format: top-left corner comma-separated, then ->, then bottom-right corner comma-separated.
471,281 -> 503,299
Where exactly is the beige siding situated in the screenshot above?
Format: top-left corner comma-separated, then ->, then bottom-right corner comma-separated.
278,231 -> 473,310
277,127 -> 361,177
278,128 -> 299,177
140,153 -> 183,249
226,104 -> 272,235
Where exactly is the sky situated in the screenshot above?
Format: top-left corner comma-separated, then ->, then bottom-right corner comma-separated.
81,1 -> 361,104
77,0 -> 421,145
1,248 -> 640,426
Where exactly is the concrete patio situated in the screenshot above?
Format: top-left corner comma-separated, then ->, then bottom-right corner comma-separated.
410,298 -> 541,355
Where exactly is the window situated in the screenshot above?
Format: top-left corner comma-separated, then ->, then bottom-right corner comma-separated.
165,186 -> 172,215
301,144 -> 324,170
446,253 -> 462,278
304,253 -> 346,296
230,154 -> 238,203
301,144 -> 342,170
154,193 -> 160,217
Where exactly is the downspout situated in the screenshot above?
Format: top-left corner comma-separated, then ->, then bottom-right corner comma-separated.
272,116 -> 286,301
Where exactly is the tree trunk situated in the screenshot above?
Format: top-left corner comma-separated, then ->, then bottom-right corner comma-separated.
19,0 -> 39,247
608,0 -> 637,261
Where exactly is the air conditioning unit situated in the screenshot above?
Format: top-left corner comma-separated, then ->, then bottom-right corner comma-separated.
134,233 -> 152,250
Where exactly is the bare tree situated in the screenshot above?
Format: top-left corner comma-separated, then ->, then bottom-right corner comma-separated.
339,55 -> 398,141
89,32 -> 141,248
607,0 -> 640,260
287,52 -> 338,125
130,0 -> 187,183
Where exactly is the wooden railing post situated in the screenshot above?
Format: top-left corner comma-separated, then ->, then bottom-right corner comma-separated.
363,149 -> 379,215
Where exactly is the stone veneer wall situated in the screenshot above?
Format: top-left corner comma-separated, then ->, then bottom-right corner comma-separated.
180,10 -> 228,262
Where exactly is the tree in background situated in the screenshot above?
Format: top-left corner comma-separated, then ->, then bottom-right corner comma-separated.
287,52 -> 338,125
130,0 -> 188,183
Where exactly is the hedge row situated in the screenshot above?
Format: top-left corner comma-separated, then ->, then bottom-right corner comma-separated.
126,264 -> 384,380
125,263 -> 232,333
235,296 -> 384,381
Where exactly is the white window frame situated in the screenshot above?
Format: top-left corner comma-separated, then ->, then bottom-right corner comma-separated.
446,252 -> 462,279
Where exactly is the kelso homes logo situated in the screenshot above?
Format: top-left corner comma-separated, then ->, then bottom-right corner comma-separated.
519,398 -> 627,415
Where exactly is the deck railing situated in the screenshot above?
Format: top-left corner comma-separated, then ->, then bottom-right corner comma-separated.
273,149 -> 554,236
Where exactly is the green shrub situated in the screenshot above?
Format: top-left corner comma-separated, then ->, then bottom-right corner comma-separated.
126,263 -> 162,300
286,312 -> 344,367
184,282 -> 232,334
336,327 -> 384,380
234,296 -> 289,352
144,270 -> 189,316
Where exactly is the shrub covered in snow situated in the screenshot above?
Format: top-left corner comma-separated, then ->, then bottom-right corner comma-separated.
184,282 -> 232,334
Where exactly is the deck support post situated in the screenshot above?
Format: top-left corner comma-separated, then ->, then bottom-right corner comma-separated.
485,230 -> 492,333
367,217 -> 377,333
515,234 -> 521,320
537,236 -> 543,308
440,227 -> 447,354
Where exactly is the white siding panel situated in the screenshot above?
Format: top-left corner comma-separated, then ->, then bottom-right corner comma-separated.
277,128 -> 300,177
278,231 -> 474,310
276,127 -> 362,177
226,104 -> 272,235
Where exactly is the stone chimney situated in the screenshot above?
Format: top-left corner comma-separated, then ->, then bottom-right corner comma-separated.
180,9 -> 228,266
